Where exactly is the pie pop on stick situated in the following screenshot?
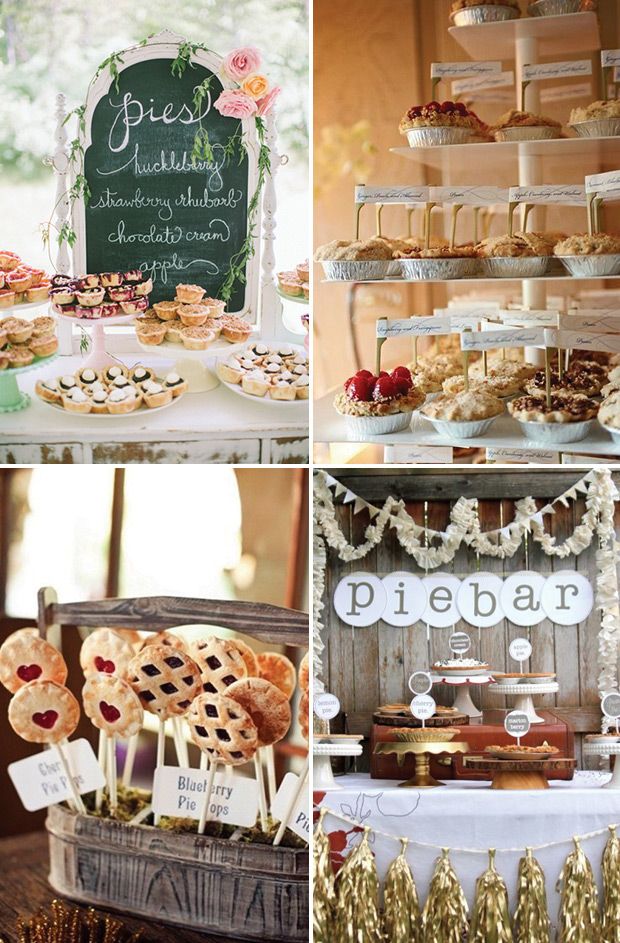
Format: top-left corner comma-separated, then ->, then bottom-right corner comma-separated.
82,675 -> 144,814
142,631 -> 190,765
228,638 -> 259,677
0,633 -> 68,694
8,679 -> 85,814
256,652 -> 297,802
187,692 -> 258,834
274,684 -> 310,846
190,636 -> 248,771
227,677 -> 292,831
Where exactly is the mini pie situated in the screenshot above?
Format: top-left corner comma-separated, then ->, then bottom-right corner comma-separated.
485,743 -> 559,755
570,100 -> 620,124
298,689 -> 309,742
442,374 -> 523,398
190,637 -> 248,694
470,359 -> 537,383
0,634 -> 68,694
187,692 -> 258,766
227,638 -> 259,676
524,369 -> 602,398
226,677 -> 292,746
421,390 -> 504,422
299,652 -> 309,692
141,631 -> 185,651
508,393 -> 598,424
451,0 -> 520,8
80,628 -> 135,679
476,232 -> 551,258
598,392 -> 620,429
399,100 -> 485,136
128,645 -> 202,717
554,233 -> 620,256
256,652 -> 297,701
9,680 -> 80,744
491,109 -> 561,132
314,238 -> 393,262
82,674 -> 144,737
395,245 -> 477,260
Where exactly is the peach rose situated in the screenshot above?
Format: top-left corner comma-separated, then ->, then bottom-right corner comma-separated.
241,73 -> 270,101
257,86 -> 282,117
214,90 -> 258,120
222,46 -> 261,81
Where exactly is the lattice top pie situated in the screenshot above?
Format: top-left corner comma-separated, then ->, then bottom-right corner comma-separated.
128,645 -> 202,717
189,637 -> 248,695
187,692 -> 258,765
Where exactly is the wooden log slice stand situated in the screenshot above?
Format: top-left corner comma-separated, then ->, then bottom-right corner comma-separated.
465,756 -> 577,790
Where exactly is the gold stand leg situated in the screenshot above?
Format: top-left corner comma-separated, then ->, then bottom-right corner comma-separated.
398,752 -> 444,789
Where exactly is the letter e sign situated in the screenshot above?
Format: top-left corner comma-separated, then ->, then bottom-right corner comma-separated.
540,571 -> 593,625
421,573 -> 461,628
457,573 -> 504,628
333,572 -> 387,627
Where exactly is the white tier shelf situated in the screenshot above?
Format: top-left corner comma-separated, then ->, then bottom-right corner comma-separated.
314,391 -> 620,457
492,681 -> 559,724
449,11 -> 600,59
313,741 -> 363,791
583,742 -> 620,790
430,672 -> 494,719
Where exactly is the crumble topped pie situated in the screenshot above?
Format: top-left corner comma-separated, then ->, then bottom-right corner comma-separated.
508,393 -> 598,424
491,109 -> 561,132
470,359 -> 537,383
335,366 -> 425,417
524,368 -> 604,398
570,100 -> 620,124
485,743 -> 559,755
399,100 -> 485,135
314,238 -> 393,262
395,245 -> 478,260
476,232 -> 551,258
443,373 -> 523,398
421,390 -> 504,422
554,233 -> 620,256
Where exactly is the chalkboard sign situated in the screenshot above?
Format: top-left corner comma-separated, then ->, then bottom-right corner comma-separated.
80,49 -> 254,311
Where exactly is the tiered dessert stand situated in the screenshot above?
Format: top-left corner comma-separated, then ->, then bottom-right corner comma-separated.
491,679 -> 559,724
313,736 -> 363,790
583,740 -> 620,790
374,739 -> 470,789
315,9 -> 620,463
430,669 -> 495,719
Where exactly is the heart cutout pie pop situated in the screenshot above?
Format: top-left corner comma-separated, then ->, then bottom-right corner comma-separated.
82,675 -> 143,737
100,701 -> 121,723
94,657 -> 115,674
9,680 -> 80,744
80,628 -> 134,680
0,634 -> 67,694
33,710 -> 58,729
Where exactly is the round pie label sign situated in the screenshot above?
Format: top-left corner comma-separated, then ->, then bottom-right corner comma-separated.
410,694 -> 436,721
602,693 -> 620,720
509,637 -> 533,664
409,671 -> 433,696
505,710 -> 530,739
449,632 -> 471,655
313,693 -> 340,720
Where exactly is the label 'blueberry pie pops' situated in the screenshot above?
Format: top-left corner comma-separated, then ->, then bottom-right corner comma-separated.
0,632 -> 68,694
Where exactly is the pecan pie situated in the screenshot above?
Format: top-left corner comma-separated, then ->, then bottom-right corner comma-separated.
508,393 -> 598,423
524,368 -> 603,398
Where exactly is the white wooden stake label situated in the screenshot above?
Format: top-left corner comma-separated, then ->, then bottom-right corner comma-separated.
505,711 -> 530,746
314,692 -> 341,720
545,329 -> 620,354
152,766 -> 259,826
431,60 -> 501,79
585,170 -> 620,194
452,72 -> 513,95
461,327 -> 545,351
376,317 -> 453,338
522,60 -> 592,81
541,82 -> 591,103
602,50 -> 620,68
486,446 -> 559,464
409,671 -> 433,696
8,739 -> 105,812
270,772 -> 309,842
355,185 -> 430,204
429,186 -> 509,206
384,445 -> 453,464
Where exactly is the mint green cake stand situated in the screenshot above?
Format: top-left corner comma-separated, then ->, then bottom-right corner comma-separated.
0,352 -> 59,412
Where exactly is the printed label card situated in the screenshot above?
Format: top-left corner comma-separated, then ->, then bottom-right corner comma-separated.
270,773 -> 309,842
8,739 -> 105,812
152,766 -> 259,826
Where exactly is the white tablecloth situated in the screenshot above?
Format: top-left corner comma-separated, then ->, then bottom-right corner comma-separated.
316,773 -> 620,926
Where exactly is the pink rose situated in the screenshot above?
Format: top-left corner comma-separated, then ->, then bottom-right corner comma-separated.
256,86 -> 282,117
214,90 -> 258,120
222,46 -> 262,81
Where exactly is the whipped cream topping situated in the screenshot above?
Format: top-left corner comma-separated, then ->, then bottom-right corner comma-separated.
112,376 -> 131,388
165,372 -> 181,384
67,387 -> 88,403
60,375 -> 76,389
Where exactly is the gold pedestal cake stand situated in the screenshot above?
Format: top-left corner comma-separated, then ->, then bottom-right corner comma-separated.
374,740 -> 470,788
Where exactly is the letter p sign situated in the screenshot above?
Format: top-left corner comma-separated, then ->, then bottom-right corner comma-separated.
333,572 -> 387,627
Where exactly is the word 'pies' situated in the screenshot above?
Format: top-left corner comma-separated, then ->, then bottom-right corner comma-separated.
256,652 -> 297,701
80,628 -> 135,679
82,674 -> 144,737
0,633 -> 67,694
190,637 -> 248,694
128,645 -> 202,717
187,692 -> 258,766
9,680 -> 80,744
227,677 -> 292,747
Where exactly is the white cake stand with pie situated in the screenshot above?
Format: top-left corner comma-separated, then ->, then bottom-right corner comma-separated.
313,736 -> 363,790
55,311 -> 135,370
491,677 -> 559,725
430,663 -> 495,719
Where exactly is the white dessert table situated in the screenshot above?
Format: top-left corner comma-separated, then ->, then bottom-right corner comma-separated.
0,354 -> 309,464
316,771 -> 620,927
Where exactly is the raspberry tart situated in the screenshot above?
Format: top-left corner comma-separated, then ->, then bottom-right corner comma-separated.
334,366 -> 425,437
508,392 -> 598,443
399,100 -> 486,147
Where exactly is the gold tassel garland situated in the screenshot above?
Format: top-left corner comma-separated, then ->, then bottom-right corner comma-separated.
336,826 -> 384,943
383,838 -> 422,943
557,837 -> 602,943
469,848 -> 514,943
313,809 -> 337,943
513,847 -> 551,943
603,825 -> 620,942
10,899 -> 142,942
421,848 -> 469,943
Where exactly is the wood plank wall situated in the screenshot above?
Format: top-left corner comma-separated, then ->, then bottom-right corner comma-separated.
321,470 -> 620,769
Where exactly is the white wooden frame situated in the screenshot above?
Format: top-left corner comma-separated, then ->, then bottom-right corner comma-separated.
53,30 -> 286,333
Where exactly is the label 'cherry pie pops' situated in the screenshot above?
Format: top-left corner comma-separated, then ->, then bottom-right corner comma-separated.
0,633 -> 68,694
82,675 -> 144,738
8,680 -> 80,744
128,645 -> 202,717
80,628 -> 135,678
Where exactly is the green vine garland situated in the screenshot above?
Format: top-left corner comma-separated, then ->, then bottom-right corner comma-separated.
43,37 -> 272,304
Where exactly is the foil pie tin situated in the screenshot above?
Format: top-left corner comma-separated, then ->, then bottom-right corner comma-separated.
569,118 -> 620,138
598,421 -> 620,446
420,414 -> 501,439
516,417 -> 595,443
342,411 -> 414,439
406,126 -> 473,147
321,260 -> 390,281
450,5 -> 520,26
528,0 -> 582,14
478,256 -> 549,278
494,126 -> 561,142
399,257 -> 479,280
386,260 -> 403,277
558,255 -> 620,277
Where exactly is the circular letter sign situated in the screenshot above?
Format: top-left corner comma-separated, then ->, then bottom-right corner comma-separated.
500,571 -> 546,627
540,571 -> 593,626
333,572 -> 387,627
421,573 -> 461,628
457,572 -> 505,629
381,572 -> 427,627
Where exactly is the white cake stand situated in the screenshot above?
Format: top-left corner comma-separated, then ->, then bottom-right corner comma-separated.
492,682 -> 559,725
583,741 -> 620,789
430,673 -> 495,719
56,311 -> 135,370
313,741 -> 363,791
